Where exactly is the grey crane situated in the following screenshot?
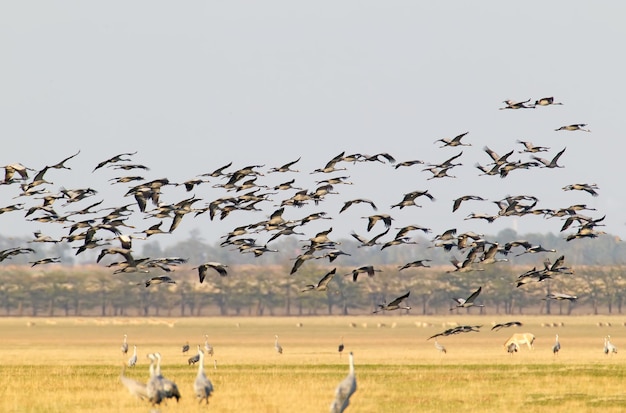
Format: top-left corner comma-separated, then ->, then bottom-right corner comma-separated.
194,345 -> 214,405
139,275 -> 176,287
128,344 -> 138,367
29,257 -> 61,267
193,262 -> 228,283
267,157 -> 301,173
146,353 -> 166,406
346,265 -> 382,282
491,321 -> 523,331
92,152 -> 137,172
452,195 -> 485,212
121,334 -> 129,354
604,336 -> 617,355
119,363 -> 148,401
398,259 -> 432,271
311,152 -> 347,174
555,123 -> 590,132
362,214 -> 393,231
204,334 -> 214,357
301,268 -> 337,292
434,340 -> 447,354
275,335 -> 283,354
553,334 -> 561,355
450,287 -> 484,311
373,291 -> 411,313
545,292 -> 578,301
338,336 -> 344,358
330,351 -> 357,413
340,198 -> 378,213
562,183 -> 599,197
188,353 -> 200,365
434,131 -> 471,147
532,147 -> 567,168
534,96 -> 563,107
351,228 -> 390,248
499,98 -> 533,109
153,352 -> 181,402
516,140 -> 550,153
182,341 -> 190,354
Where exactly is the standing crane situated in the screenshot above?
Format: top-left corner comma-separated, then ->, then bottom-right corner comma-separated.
604,336 -> 617,355
146,354 -> 165,407
153,353 -> 181,403
128,344 -> 138,367
121,334 -> 128,354
194,345 -> 214,405
204,334 -> 214,357
553,334 -> 561,355
275,335 -> 283,354
330,352 -> 357,413
434,340 -> 447,354
119,363 -> 148,401
338,336 -> 344,358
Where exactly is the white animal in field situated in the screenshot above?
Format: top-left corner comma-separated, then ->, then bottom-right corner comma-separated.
504,333 -> 535,351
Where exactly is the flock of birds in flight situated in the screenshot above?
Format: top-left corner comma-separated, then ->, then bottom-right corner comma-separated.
0,95 -> 606,316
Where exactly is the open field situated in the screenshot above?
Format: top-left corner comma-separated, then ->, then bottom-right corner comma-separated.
2,315 -> 626,412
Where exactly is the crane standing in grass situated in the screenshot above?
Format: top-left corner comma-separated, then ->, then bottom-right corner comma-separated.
194,345 -> 214,405
204,334 -> 214,357
604,336 -> 617,355
330,351 -> 357,413
553,334 -> 561,355
128,344 -> 138,367
120,363 -> 148,401
275,335 -> 283,354
121,334 -> 128,354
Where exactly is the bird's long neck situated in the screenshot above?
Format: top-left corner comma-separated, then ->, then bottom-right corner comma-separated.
348,353 -> 355,375
198,350 -> 205,375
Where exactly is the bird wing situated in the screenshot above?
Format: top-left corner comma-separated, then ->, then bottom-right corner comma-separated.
388,291 -> 410,306
317,268 -> 337,288
465,287 -> 482,303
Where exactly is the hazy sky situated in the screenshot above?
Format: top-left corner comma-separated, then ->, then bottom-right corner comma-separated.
1,2 -> 624,247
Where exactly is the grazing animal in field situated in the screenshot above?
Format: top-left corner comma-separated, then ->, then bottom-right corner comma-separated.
330,352 -> 357,413
504,333 -> 535,351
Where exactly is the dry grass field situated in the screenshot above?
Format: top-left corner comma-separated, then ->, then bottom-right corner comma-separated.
2,315 -> 626,412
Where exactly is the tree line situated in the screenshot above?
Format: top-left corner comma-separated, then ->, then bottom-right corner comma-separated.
1,229 -> 624,317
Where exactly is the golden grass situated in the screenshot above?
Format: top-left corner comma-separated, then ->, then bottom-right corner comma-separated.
2,315 -> 626,412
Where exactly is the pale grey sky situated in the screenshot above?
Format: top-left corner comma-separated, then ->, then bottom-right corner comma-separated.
1,1 -> 624,246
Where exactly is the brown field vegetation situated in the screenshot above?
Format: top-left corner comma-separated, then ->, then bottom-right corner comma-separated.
2,315 -> 626,412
